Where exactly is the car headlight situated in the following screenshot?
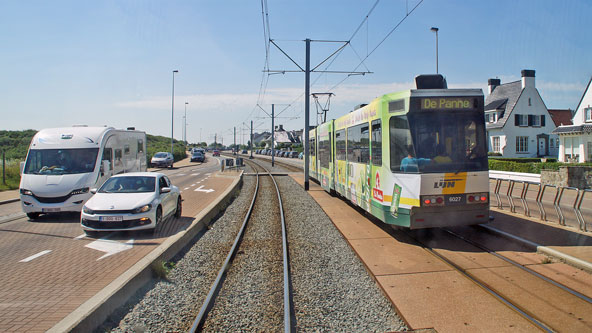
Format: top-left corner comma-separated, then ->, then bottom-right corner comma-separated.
71,187 -> 90,196
132,204 -> 152,214
20,188 -> 33,196
82,206 -> 94,214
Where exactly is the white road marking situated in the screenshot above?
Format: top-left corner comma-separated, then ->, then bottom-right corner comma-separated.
74,234 -> 86,240
191,183 -> 196,187
184,187 -> 190,190
191,173 -> 200,176
205,173 -> 212,175
178,173 -> 186,176
20,250 -> 52,262
85,238 -> 134,261
195,185 -> 215,193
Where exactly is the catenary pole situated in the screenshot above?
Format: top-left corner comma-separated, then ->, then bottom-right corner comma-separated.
250,120 -> 254,159
271,104 -> 275,167
304,38 -> 310,191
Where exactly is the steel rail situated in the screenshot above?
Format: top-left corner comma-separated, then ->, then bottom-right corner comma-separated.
444,228 -> 592,305
404,230 -> 554,333
189,164 -> 260,332
190,158 -> 293,332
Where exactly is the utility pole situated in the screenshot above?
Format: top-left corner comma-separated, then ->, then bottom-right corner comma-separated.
233,127 -> 236,154
267,39 -> 370,191
304,39 -> 310,190
271,104 -> 275,167
250,120 -> 254,159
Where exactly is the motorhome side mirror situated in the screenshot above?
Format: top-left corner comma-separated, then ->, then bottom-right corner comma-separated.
90,188 -> 98,194
160,187 -> 171,193
20,161 -> 25,175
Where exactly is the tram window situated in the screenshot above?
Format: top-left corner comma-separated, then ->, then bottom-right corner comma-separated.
335,130 -> 346,160
347,124 -> 369,163
389,116 -> 413,172
371,120 -> 382,166
310,138 -> 315,156
319,137 -> 331,168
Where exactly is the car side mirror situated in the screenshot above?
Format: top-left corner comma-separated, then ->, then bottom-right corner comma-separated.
20,161 -> 25,175
160,187 -> 171,193
90,188 -> 98,194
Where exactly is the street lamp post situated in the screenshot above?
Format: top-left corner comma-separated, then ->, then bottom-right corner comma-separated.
171,70 -> 179,166
184,102 -> 189,146
430,27 -> 439,74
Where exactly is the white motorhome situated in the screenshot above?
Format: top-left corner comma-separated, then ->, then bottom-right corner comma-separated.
19,126 -> 147,219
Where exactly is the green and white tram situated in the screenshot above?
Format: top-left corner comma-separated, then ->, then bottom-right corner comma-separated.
309,75 -> 489,229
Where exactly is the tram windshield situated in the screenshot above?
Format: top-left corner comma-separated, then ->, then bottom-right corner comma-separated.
24,148 -> 99,175
390,111 -> 487,173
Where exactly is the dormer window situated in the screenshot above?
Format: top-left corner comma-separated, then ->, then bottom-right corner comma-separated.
585,107 -> 592,122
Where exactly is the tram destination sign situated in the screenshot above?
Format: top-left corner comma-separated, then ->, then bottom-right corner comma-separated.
419,97 -> 478,111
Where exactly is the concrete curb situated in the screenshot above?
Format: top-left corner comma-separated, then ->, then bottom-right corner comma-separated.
49,171 -> 244,333
479,224 -> 592,273
0,198 -> 19,205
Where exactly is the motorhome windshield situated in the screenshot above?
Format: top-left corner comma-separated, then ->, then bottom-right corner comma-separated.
24,148 -> 99,175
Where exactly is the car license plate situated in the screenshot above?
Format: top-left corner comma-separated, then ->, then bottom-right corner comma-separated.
42,208 -> 60,213
99,216 -> 123,222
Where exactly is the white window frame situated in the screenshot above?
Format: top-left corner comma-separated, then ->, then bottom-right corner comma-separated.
532,115 -> 541,127
517,114 -> 528,127
585,107 -> 592,122
492,137 -> 500,152
516,136 -> 529,153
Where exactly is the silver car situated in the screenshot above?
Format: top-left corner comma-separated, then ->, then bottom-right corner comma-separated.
81,172 -> 182,236
151,152 -> 174,168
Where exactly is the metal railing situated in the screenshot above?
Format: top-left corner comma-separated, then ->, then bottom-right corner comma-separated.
490,176 -> 590,232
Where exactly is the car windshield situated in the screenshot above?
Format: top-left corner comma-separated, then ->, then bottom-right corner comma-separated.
154,152 -> 168,158
24,148 -> 99,175
193,152 -> 203,156
99,176 -> 156,193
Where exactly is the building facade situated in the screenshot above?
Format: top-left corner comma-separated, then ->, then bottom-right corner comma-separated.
485,70 -> 558,158
553,76 -> 592,162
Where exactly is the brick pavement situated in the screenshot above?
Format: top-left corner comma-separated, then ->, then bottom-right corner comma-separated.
0,154 -> 238,332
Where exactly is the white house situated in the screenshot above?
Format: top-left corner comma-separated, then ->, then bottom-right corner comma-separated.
485,69 -> 558,158
553,76 -> 592,162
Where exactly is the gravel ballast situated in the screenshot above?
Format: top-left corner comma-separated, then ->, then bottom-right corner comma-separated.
99,162 -> 407,332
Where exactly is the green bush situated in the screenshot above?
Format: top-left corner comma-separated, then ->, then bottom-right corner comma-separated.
0,161 -> 22,191
488,159 -> 592,174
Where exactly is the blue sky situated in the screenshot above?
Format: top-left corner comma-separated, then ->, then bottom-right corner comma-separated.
1,0 -> 590,145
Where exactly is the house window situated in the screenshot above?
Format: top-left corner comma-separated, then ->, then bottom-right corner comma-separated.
550,138 -> 554,149
493,137 -> 500,153
585,107 -> 592,122
528,98 -> 532,106
485,114 -> 490,122
588,142 -> 592,161
532,115 -> 541,127
564,137 -> 580,161
515,114 -> 528,126
516,136 -> 529,153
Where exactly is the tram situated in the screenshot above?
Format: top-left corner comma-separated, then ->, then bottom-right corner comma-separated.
308,74 -> 490,229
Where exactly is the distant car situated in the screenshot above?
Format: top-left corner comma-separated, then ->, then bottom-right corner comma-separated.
290,151 -> 299,158
80,172 -> 182,236
298,152 -> 304,159
151,152 -> 174,168
213,150 -> 220,156
242,149 -> 248,154
191,151 -> 205,162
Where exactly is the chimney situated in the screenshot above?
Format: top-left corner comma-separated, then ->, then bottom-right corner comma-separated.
521,69 -> 535,89
488,78 -> 501,94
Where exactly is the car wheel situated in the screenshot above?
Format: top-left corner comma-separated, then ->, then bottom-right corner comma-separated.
26,212 -> 40,220
156,206 -> 163,225
84,230 -> 99,238
174,197 -> 182,218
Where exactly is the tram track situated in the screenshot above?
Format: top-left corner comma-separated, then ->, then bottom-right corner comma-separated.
190,158 -> 293,332
403,227 -> 592,332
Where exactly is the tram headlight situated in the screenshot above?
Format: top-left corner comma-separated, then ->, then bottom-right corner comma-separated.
421,195 -> 445,206
467,193 -> 488,204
